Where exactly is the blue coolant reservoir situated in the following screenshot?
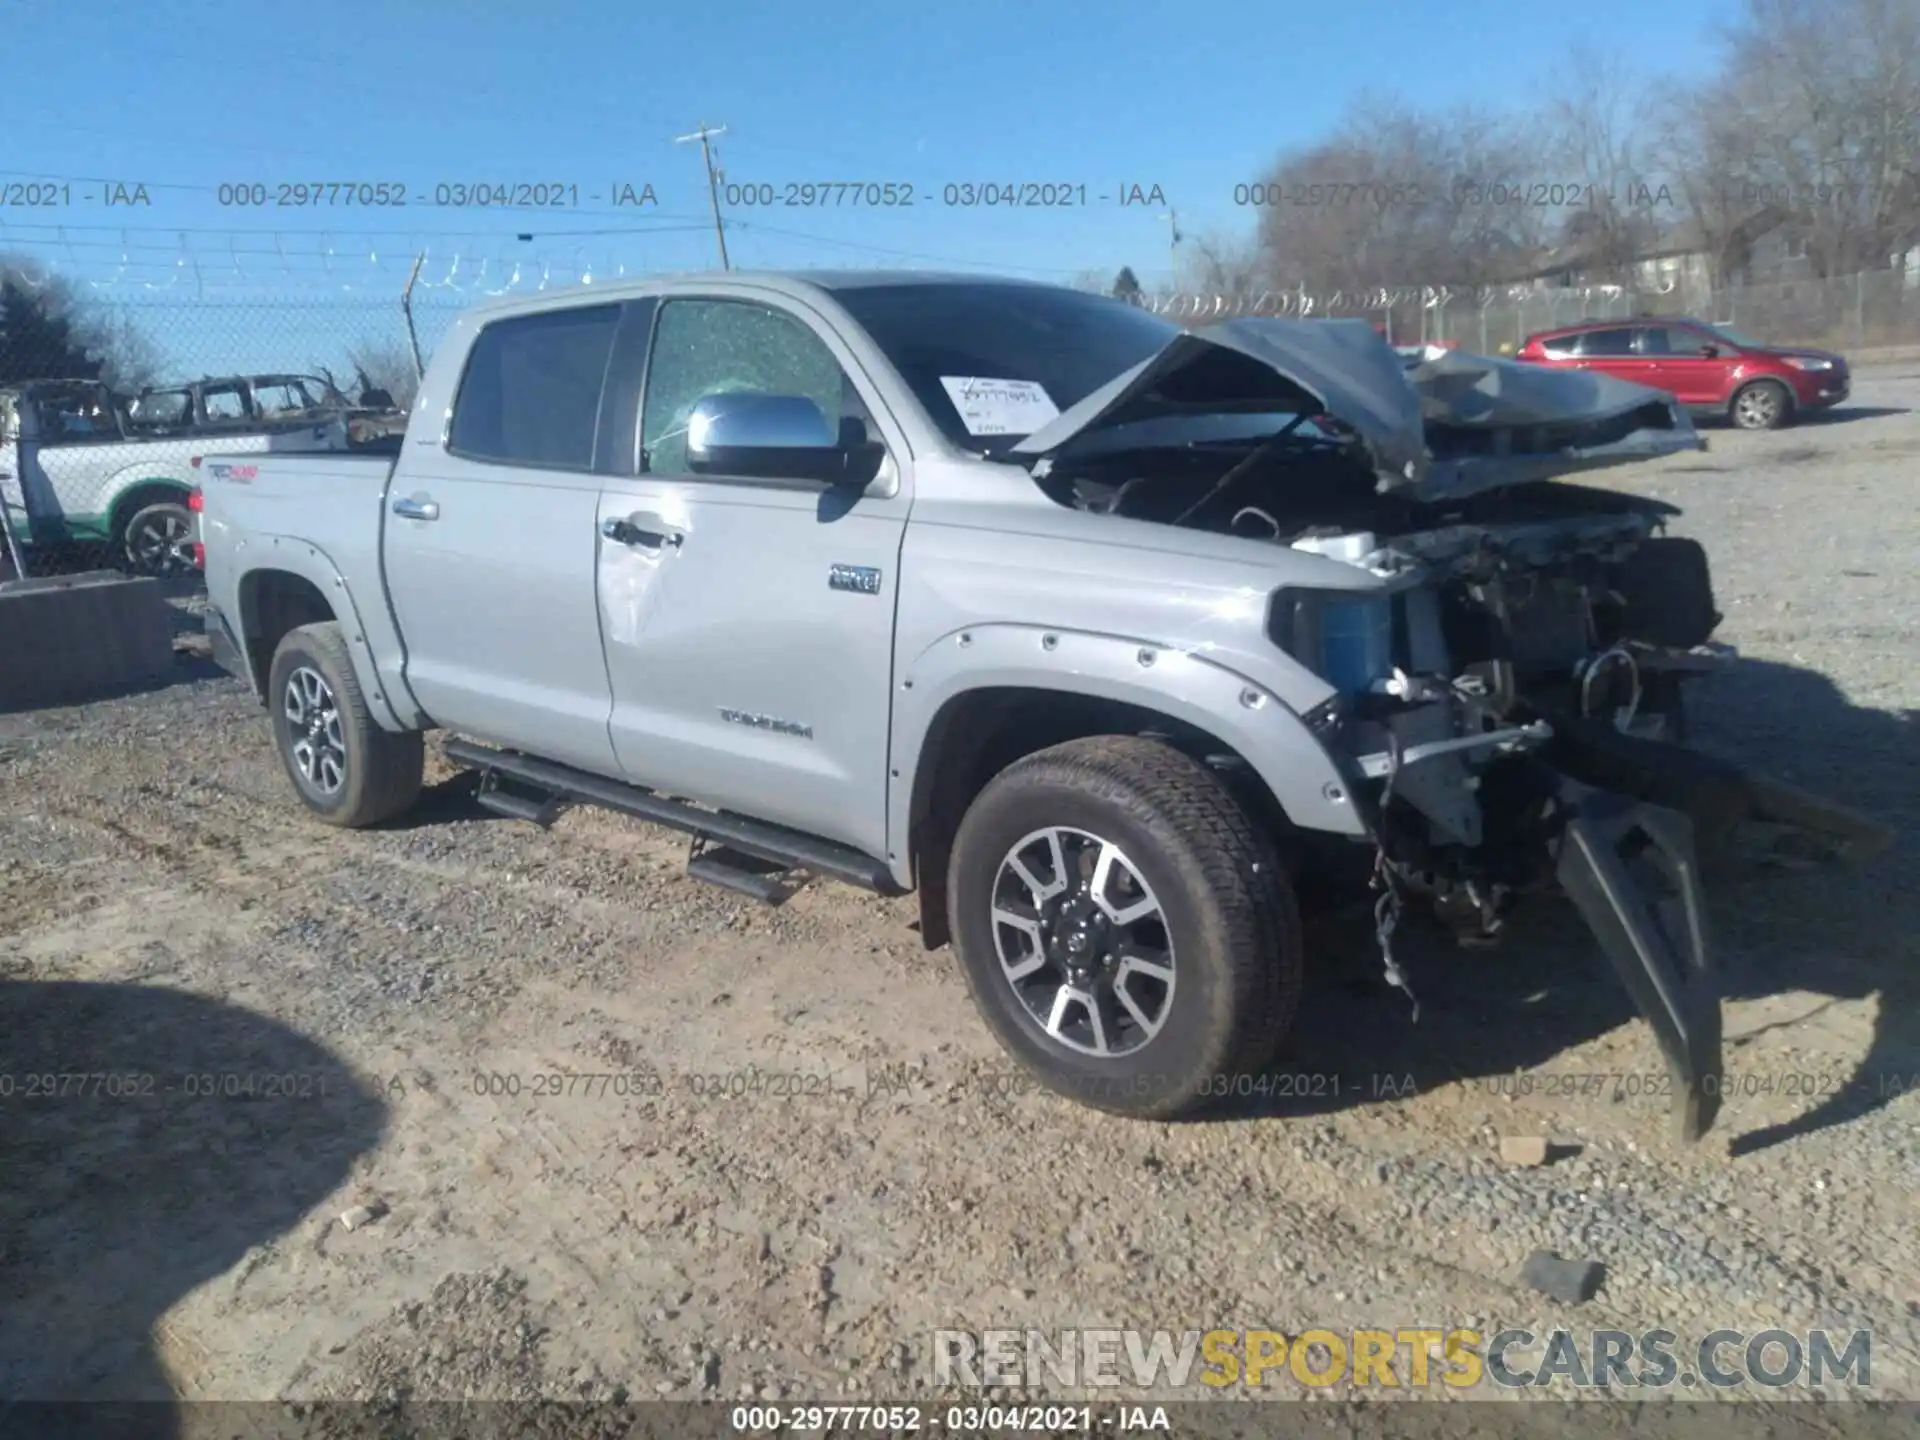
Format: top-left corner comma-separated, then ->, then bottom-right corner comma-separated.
1318,595 -> 1395,694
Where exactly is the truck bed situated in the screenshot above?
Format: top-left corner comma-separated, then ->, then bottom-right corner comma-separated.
197,450 -> 398,573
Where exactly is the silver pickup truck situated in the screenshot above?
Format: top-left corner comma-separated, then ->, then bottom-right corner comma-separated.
196,271 -> 1888,1140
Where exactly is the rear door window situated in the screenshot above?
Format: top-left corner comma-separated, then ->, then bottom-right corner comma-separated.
200,384 -> 251,424
448,303 -> 622,470
1637,326 -> 1711,356
1579,327 -> 1636,357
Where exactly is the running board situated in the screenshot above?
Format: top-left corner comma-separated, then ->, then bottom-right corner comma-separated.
440,738 -> 903,895
687,840 -> 796,906
1554,776 -> 1723,1143
474,770 -> 566,827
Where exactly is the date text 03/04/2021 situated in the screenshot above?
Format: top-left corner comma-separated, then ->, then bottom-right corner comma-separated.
727,1403 -> 1173,1433
715,181 -> 1169,208
1229,179 -> 1679,207
213,181 -> 659,208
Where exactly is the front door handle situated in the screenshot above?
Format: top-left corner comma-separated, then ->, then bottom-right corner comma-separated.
392,494 -> 440,521
601,512 -> 683,549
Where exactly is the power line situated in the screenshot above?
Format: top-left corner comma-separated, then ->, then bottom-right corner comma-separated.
725,217 -> 1086,276
0,225 -> 715,255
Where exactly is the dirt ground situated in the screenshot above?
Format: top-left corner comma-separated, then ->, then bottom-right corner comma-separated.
3,369 -> 1918,1428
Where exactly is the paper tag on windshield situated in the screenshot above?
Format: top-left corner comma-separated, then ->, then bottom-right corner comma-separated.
939,377 -> 1060,437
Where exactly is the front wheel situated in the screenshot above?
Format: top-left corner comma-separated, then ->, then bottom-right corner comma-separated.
1730,379 -> 1792,431
266,622 -> 423,827
947,736 -> 1302,1119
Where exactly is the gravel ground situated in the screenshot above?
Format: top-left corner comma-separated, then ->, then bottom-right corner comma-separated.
2,369 -> 1917,1427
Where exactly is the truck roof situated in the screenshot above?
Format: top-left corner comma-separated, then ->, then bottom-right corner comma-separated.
457,268 -> 1065,320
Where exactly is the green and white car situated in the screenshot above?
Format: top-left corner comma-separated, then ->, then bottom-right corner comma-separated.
0,374 -> 359,576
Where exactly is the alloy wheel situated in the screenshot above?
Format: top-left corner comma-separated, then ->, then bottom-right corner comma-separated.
989,825 -> 1175,1058
1734,386 -> 1782,429
283,666 -> 347,795
126,508 -> 193,576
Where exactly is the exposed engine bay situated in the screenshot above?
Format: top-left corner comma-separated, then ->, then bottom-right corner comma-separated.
1017,321 -> 1892,1144
1049,445 -> 1729,918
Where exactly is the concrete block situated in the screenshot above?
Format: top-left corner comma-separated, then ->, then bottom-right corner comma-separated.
0,571 -> 177,711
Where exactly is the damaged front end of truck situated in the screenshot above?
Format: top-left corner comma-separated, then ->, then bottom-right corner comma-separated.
1016,318 -> 1892,1142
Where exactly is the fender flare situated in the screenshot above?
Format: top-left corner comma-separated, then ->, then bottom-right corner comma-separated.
233,536 -> 417,733
885,622 -> 1365,889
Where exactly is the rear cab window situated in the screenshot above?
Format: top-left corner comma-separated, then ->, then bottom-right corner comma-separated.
448,303 -> 623,470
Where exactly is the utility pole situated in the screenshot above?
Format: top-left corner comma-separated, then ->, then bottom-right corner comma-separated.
1161,207 -> 1182,281
676,123 -> 731,270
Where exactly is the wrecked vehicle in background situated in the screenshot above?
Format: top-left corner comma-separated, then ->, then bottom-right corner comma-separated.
2,371 -> 406,578
194,274 -> 1892,1145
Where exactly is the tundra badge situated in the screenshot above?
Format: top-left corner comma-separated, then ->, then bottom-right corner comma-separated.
829,563 -> 882,595
719,709 -> 814,740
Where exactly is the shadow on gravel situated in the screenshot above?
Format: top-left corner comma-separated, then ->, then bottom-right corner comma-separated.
1796,404 -> 1909,425
373,767 -> 519,830
1237,655 -> 1917,1159
0,981 -> 389,1434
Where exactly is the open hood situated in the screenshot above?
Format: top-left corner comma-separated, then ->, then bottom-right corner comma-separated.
1012,318 -> 1706,504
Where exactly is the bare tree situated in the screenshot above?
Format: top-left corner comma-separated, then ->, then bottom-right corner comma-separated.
1173,230 -> 1263,298
1245,95 -> 1557,297
1669,0 -> 1920,277
342,335 -> 420,410
1540,44 -> 1674,282
92,308 -> 164,390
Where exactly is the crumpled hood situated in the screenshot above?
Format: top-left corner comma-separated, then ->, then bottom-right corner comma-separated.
1013,317 -> 1706,504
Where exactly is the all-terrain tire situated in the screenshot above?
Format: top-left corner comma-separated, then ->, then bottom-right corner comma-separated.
946,735 -> 1303,1120
266,622 -> 423,827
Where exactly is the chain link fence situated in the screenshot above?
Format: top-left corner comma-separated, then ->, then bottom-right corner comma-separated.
1,290 -> 467,583
1136,266 -> 1920,353
4,258 -> 1914,590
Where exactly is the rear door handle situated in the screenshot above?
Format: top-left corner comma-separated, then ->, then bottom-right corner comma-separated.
392,495 -> 439,521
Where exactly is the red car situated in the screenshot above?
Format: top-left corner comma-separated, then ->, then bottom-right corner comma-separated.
1515,317 -> 1850,431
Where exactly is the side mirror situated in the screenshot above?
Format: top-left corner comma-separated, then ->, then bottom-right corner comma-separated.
1699,344 -> 1720,358
686,392 -> 846,483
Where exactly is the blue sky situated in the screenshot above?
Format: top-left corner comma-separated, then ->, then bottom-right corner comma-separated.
1,0 -> 1737,282
0,0 -> 1734,373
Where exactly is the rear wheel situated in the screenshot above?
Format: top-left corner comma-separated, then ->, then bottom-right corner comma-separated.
267,622 -> 423,827
119,499 -> 196,577
946,736 -> 1302,1119
1730,379 -> 1792,431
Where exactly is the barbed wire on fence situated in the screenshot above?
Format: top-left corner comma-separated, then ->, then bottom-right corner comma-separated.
1130,279 -> 1686,319
1132,269 -> 1917,352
